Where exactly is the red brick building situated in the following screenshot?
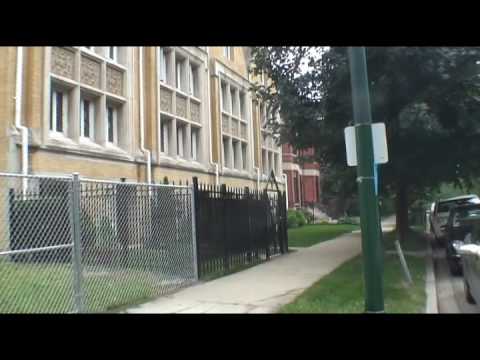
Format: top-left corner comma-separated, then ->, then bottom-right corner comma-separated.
282,144 -> 321,209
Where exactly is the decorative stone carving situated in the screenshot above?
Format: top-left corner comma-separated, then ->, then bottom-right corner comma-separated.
106,66 -> 123,96
190,101 -> 201,123
176,94 -> 187,118
51,47 -> 75,79
240,123 -> 247,139
81,56 -> 101,89
160,87 -> 173,113
222,115 -> 229,134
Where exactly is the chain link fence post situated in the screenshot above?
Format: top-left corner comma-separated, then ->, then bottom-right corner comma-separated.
71,172 -> 86,313
191,178 -> 199,281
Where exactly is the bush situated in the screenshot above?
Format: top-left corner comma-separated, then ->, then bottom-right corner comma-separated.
299,208 -> 315,224
296,211 -> 307,227
288,210 -> 299,228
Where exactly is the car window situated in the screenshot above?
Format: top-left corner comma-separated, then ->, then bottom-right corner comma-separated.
467,209 -> 480,217
437,198 -> 477,213
452,212 -> 461,225
437,203 -> 452,213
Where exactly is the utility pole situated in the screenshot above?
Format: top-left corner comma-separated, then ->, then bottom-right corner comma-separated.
347,47 -> 384,313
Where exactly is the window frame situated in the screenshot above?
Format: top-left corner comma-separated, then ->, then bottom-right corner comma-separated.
49,86 -> 69,136
46,47 -> 131,156
107,46 -> 118,62
80,97 -> 95,141
158,47 -> 205,164
106,104 -> 118,145
191,127 -> 199,161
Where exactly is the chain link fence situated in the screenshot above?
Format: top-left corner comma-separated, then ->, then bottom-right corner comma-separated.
0,172 -> 197,313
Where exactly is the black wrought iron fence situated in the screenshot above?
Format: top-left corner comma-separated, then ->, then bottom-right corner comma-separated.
192,177 -> 288,278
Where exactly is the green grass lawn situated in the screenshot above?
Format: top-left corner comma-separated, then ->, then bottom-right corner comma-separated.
382,228 -> 428,252
0,257 -> 193,313
279,252 -> 426,313
288,224 -> 359,247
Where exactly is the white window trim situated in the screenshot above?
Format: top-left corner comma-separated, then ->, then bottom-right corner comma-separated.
189,63 -> 194,96
158,48 -> 207,165
108,46 -> 118,62
161,121 -> 169,154
160,48 -> 167,83
176,60 -> 183,91
50,89 -> 68,136
80,98 -> 95,141
106,106 -> 118,145
176,125 -> 184,158
191,129 -> 198,161
224,47 -> 233,60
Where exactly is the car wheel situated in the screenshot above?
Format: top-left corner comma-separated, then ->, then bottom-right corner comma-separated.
464,279 -> 476,305
449,261 -> 463,276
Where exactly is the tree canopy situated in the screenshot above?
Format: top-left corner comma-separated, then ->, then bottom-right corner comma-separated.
250,47 -> 480,239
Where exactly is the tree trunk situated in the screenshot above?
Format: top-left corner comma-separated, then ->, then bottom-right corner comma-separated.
395,184 -> 409,243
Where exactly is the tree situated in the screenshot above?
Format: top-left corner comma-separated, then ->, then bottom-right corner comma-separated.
250,47 -> 480,242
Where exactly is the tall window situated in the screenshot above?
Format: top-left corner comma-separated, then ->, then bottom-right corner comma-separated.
158,48 -> 204,164
106,105 -> 118,144
231,87 -> 238,116
50,87 -> 68,133
176,57 -> 186,92
177,123 -> 187,157
191,127 -> 199,160
49,47 -> 129,150
80,98 -> 95,140
108,47 -> 117,62
224,47 -> 233,61
189,63 -> 199,97
262,150 -> 268,175
240,92 -> 246,119
220,77 -> 249,171
232,140 -> 239,169
221,81 -> 229,112
159,47 -> 168,83
242,143 -> 247,170
223,137 -> 231,168
160,116 -> 170,154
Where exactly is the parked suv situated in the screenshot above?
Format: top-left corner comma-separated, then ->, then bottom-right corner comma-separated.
431,195 -> 479,245
453,213 -> 480,305
445,202 -> 480,275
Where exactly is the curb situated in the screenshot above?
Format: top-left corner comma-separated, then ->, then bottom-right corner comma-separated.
425,237 -> 438,314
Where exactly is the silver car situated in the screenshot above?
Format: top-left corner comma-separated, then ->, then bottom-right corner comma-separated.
430,195 -> 479,244
453,214 -> 480,305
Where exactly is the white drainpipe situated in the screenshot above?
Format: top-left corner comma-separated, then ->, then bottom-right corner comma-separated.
206,47 -> 220,186
283,173 -> 289,209
15,47 -> 28,194
139,47 -> 151,184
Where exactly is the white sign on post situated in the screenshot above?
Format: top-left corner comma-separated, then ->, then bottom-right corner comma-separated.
344,122 -> 388,167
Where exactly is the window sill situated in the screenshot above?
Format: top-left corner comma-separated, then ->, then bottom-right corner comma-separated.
160,82 -> 176,92
175,89 -> 190,98
222,168 -> 252,178
79,137 -> 101,149
43,136 -> 133,162
158,155 -> 208,171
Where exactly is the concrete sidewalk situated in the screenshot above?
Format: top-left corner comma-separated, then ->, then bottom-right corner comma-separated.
126,219 -> 394,314
126,233 -> 361,313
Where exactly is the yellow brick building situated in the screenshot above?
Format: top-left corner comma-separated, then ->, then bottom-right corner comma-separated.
0,47 -> 283,189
